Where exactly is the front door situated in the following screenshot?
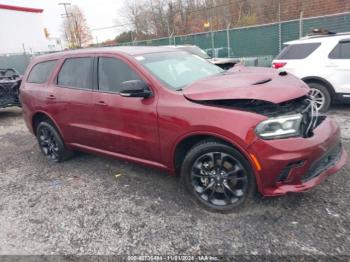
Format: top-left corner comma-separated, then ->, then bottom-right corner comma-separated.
91,55 -> 160,162
328,39 -> 350,94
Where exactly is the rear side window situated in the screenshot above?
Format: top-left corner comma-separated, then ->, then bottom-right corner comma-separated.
27,60 -> 57,84
276,43 -> 321,59
57,57 -> 93,89
98,57 -> 141,93
329,40 -> 350,59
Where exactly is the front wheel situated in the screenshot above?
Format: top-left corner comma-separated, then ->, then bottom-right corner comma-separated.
181,140 -> 255,212
307,82 -> 331,112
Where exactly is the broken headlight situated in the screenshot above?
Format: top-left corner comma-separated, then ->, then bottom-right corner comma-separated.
255,114 -> 303,139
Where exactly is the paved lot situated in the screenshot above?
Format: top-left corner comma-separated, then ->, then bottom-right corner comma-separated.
0,106 -> 349,256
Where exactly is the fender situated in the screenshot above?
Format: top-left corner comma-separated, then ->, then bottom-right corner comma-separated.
31,110 -> 66,140
170,130 -> 263,193
302,76 -> 336,98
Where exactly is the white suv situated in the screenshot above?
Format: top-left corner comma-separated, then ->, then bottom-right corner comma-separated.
272,32 -> 350,112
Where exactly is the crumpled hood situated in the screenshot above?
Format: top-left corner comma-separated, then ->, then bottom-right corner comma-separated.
183,66 -> 309,104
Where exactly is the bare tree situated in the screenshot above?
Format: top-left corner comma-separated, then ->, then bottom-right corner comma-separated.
120,0 -> 325,41
62,5 -> 92,48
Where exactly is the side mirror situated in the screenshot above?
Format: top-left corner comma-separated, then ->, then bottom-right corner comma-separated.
120,80 -> 152,98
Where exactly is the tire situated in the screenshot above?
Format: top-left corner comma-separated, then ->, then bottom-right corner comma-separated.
36,121 -> 73,162
181,140 -> 255,212
307,82 -> 332,112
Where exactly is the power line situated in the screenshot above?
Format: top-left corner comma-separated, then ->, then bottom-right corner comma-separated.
59,2 -> 71,16
91,24 -> 133,31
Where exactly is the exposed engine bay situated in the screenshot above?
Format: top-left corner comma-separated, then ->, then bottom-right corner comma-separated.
193,95 -> 325,138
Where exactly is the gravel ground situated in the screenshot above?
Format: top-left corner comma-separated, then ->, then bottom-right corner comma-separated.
0,106 -> 349,256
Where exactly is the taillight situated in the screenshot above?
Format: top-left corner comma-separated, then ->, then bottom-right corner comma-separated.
272,62 -> 287,69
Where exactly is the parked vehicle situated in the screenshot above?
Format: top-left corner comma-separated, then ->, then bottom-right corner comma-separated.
272,31 -> 350,112
205,47 -> 234,58
20,46 -> 347,212
0,68 -> 21,108
170,45 -> 240,70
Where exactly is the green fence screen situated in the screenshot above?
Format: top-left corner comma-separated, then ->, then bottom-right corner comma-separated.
119,12 -> 350,66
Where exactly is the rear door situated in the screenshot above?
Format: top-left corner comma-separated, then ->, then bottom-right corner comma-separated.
23,59 -> 57,108
327,39 -> 350,94
21,59 -> 58,128
47,56 -> 96,146
90,55 -> 160,162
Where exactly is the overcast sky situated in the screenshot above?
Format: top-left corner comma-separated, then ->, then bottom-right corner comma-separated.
1,0 -> 127,43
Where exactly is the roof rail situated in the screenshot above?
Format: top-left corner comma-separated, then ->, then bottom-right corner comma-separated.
300,29 -> 350,39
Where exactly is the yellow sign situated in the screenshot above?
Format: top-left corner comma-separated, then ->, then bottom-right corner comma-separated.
44,28 -> 50,38
204,22 -> 210,28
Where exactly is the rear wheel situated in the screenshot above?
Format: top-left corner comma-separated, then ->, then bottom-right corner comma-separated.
181,140 -> 255,212
307,82 -> 331,112
36,121 -> 73,162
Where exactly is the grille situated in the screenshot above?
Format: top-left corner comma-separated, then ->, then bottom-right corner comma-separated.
302,143 -> 342,182
277,160 -> 305,182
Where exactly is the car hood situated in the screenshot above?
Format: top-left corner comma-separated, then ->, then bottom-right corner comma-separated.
183,66 -> 309,104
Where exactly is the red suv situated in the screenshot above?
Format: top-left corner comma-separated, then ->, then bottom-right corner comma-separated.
20,47 -> 347,212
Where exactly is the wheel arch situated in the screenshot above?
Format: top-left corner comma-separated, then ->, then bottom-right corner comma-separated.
173,132 -> 262,195
31,111 -> 64,138
302,76 -> 336,102
173,133 -> 256,175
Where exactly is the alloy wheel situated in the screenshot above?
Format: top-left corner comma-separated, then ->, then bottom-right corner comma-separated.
190,151 -> 248,207
309,88 -> 325,111
38,126 -> 60,161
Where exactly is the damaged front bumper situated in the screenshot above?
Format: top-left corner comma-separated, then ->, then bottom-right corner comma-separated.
248,117 -> 347,196
0,69 -> 21,108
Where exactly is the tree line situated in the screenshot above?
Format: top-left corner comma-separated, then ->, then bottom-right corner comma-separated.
116,0 -> 281,43
115,0 -> 349,44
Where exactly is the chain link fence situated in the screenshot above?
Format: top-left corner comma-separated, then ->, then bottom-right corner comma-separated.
118,12 -> 350,67
0,53 -> 32,74
0,50 -> 55,74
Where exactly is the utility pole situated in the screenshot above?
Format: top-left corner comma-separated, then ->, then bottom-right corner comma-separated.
59,2 -> 71,17
59,2 -> 74,48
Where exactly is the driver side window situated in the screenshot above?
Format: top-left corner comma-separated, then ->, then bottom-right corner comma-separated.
98,57 -> 141,93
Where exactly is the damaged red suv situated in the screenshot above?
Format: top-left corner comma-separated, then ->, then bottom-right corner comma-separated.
20,47 -> 347,211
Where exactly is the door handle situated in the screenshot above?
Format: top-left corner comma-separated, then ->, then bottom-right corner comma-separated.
326,64 -> 338,68
95,100 -> 107,106
46,95 -> 56,100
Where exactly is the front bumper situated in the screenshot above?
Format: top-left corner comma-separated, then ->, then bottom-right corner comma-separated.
248,117 -> 348,196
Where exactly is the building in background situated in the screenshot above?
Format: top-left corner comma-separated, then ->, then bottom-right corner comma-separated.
0,4 -> 62,54
47,37 -> 63,52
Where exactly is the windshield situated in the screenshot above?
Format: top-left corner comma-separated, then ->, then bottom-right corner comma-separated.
136,51 -> 223,90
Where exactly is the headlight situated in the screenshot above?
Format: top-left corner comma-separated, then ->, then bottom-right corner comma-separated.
255,114 -> 303,139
